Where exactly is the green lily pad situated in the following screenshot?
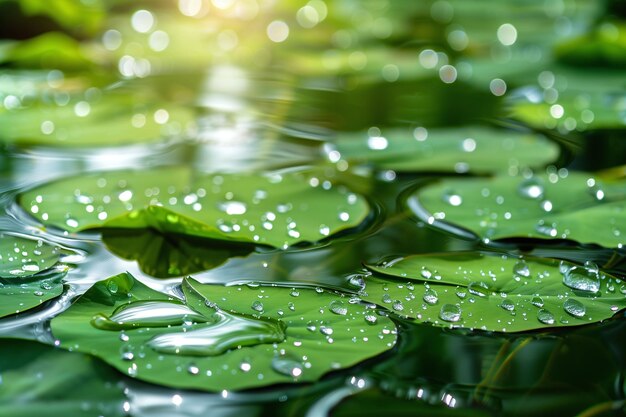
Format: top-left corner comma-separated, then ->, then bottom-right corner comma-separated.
555,21 -> 626,68
327,126 -> 558,174
508,67 -> 626,131
0,339 -> 127,417
0,89 -> 195,147
0,233 -> 61,278
101,228 -> 253,278
410,171 -> 626,248
0,233 -> 66,317
360,252 -> 626,332
19,167 -> 370,248
51,272 -> 397,391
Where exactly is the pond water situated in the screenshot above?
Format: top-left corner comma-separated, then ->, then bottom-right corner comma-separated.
0,1 -> 625,416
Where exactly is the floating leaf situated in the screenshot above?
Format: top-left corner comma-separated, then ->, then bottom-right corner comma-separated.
0,233 -> 66,317
0,339 -> 127,417
102,228 -> 253,278
508,67 -> 626,131
327,126 -> 558,174
19,167 -> 370,248
51,272 -> 396,391
555,21 -> 626,68
361,252 -> 626,332
0,89 -> 195,147
0,233 -> 61,278
410,172 -> 626,248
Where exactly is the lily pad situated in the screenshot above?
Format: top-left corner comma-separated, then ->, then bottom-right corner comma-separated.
0,89 -> 195,147
0,339 -> 127,417
19,167 -> 370,248
410,171 -> 626,248
508,67 -> 626,131
101,228 -> 253,278
51,272 -> 397,391
0,233 -> 61,278
326,126 -> 558,174
360,252 -> 626,332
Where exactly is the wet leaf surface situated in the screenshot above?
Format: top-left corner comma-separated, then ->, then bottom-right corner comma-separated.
361,252 -> 626,332
51,272 -> 397,391
410,172 -> 626,248
19,166 -> 371,248
328,125 -> 558,174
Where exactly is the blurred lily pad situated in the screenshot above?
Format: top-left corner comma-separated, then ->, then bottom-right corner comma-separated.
0,32 -> 94,70
361,252 -> 626,332
555,21 -> 626,68
410,171 -> 626,248
0,89 -> 195,147
19,166 -> 370,248
0,338 -> 127,417
102,228 -> 253,278
327,126 -> 558,174
51,272 -> 397,391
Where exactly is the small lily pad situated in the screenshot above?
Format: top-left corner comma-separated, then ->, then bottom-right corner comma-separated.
51,272 -> 397,391
19,167 -> 370,248
0,90 -> 195,147
361,252 -> 626,332
410,172 -> 626,248
0,233 -> 66,317
0,233 -> 61,278
326,126 -> 558,174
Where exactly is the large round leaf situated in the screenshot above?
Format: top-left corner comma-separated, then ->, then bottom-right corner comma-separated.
410,172 -> 626,248
0,339 -> 127,417
19,167 -> 370,248
0,90 -> 194,147
326,126 -> 558,174
360,252 -> 626,332
51,273 -> 397,391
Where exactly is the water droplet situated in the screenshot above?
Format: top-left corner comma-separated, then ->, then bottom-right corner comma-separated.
500,299 -> 515,311
91,300 -> 209,330
442,190 -> 463,206
219,201 -> 247,215
364,313 -> 378,325
423,289 -> 438,305
187,363 -> 200,375
107,281 -> 119,294
329,300 -> 348,315
439,304 -> 461,323
562,266 -> 600,294
563,298 -> 585,317
531,296 -> 544,307
392,300 -> 404,311
290,289 -> 300,297
319,325 -> 333,335
513,260 -> 530,278
518,178 -> 544,199
537,308 -> 555,325
148,311 -> 286,356
251,301 -> 264,312
468,281 -> 489,298
271,356 -> 303,378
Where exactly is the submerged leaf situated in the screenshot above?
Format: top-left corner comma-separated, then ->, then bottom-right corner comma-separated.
328,126 -> 558,174
410,172 -> 626,248
51,272 -> 396,391
19,167 -> 370,248
361,252 -> 626,332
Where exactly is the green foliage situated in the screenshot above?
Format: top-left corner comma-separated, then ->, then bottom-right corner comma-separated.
411,172 -> 626,247
51,272 -> 397,391
19,167 -> 370,248
0,339 -> 127,417
361,252 -> 626,332
329,126 -> 558,174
